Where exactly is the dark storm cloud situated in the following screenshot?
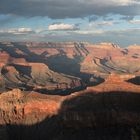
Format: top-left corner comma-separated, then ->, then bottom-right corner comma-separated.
0,0 -> 140,18
89,16 -> 99,22
0,16 -> 14,25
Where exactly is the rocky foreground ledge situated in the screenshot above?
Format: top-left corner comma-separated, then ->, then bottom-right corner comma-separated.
0,74 -> 140,140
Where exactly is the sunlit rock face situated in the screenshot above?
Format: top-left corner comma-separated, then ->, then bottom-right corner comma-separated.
0,89 -> 62,125
86,73 -> 140,93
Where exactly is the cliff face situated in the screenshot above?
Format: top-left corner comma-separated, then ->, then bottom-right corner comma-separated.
0,89 -> 62,125
1,42 -> 140,93
0,42 -> 82,93
0,76 -> 140,140
0,42 -> 140,139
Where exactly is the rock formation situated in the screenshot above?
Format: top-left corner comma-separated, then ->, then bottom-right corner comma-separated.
0,42 -> 140,140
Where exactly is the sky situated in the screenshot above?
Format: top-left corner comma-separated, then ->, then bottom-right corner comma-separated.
0,0 -> 140,47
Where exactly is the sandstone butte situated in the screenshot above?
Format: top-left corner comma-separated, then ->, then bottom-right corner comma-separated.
86,73 -> 140,93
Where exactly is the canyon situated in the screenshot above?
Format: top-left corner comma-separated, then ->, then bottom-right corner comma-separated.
0,42 -> 140,140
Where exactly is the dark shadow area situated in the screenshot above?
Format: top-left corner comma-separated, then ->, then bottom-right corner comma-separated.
121,49 -> 128,55
46,53 -> 81,77
74,43 -> 89,56
0,43 -> 23,58
12,43 -> 46,63
3,80 -> 33,92
32,73 -> 104,96
127,76 -> 140,85
0,43 -> 46,63
2,91 -> 140,140
45,49 -> 104,86
34,85 -> 86,96
11,64 -> 32,78
12,43 -> 33,55
79,73 -> 105,87
0,64 -> 33,91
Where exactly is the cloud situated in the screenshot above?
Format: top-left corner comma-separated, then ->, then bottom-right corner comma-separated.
110,0 -> 139,5
0,28 -> 34,34
89,21 -> 113,28
96,21 -> 113,26
0,27 -> 140,47
129,20 -> 140,24
38,28 -> 140,47
72,30 -> 105,35
0,0 -> 140,18
64,28 -> 140,47
48,23 -> 79,31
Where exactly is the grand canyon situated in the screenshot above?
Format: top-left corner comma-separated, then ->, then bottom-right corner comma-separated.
0,42 -> 140,140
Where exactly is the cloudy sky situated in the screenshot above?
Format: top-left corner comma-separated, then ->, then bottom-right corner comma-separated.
0,0 -> 140,47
